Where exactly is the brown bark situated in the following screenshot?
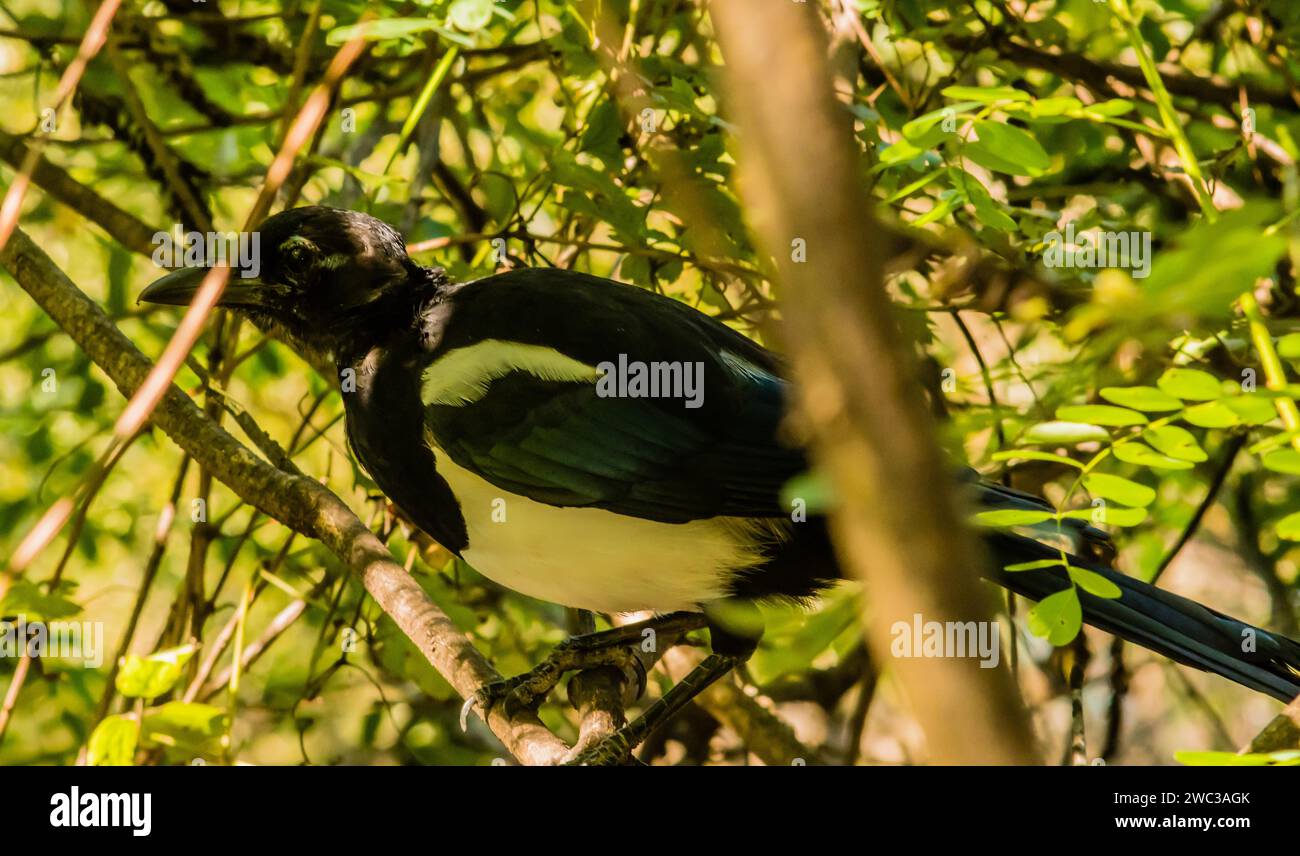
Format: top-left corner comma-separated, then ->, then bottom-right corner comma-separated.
710,0 -> 1037,763
1245,695 -> 1300,754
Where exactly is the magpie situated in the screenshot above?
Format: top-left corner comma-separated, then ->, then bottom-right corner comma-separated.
142,206 -> 1300,764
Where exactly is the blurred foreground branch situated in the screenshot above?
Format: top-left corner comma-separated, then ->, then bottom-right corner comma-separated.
1245,694 -> 1300,754
711,0 -> 1037,763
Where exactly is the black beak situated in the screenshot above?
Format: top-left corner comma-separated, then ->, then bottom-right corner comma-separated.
138,267 -> 270,309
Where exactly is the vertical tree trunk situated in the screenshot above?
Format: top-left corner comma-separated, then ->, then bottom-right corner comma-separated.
711,0 -> 1037,764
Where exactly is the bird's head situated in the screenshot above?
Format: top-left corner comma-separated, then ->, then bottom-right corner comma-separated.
139,206 -> 440,364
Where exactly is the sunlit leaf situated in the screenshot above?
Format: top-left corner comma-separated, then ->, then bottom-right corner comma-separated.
1157,368 -> 1223,401
1056,405 -> 1147,426
116,645 -> 196,700
1067,566 -> 1122,598
990,450 -> 1083,469
1181,401 -> 1240,428
1276,510 -> 1300,540
964,120 -> 1051,176
1081,473 -> 1156,507
1142,425 -> 1207,462
972,509 -> 1055,527
1099,386 -> 1183,412
1060,506 -> 1148,526
1021,422 -> 1111,445
1027,588 -> 1082,645
1112,442 -> 1194,470
87,715 -> 138,766
1262,449 -> 1300,475
1003,559 -> 1066,571
941,85 -> 1030,103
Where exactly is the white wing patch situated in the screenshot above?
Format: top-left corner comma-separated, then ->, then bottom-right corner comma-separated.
420,339 -> 601,406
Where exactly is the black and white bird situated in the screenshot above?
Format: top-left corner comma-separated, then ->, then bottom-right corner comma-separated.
142,207 -> 1300,763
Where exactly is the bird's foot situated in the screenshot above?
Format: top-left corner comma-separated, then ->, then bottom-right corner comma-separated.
460,639 -> 647,730
564,729 -> 636,766
564,651 -> 744,766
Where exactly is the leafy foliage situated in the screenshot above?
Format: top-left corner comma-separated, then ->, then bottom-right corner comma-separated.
0,0 -> 1298,765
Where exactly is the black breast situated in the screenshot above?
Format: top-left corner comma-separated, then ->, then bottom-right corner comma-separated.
342,338 -> 469,554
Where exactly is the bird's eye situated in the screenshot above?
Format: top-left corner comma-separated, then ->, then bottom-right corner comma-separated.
284,244 -> 311,270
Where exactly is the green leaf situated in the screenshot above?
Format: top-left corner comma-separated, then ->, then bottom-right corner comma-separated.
1026,97 -> 1083,118
1262,449 -> 1300,475
448,0 -> 494,32
326,18 -> 442,45
1223,395 -> 1278,426
1067,566 -> 1122,598
1181,401 -> 1240,428
1056,405 -> 1147,426
972,509 -> 1055,527
901,102 -> 980,144
941,85 -> 1030,103
964,121 -> 1051,176
1157,368 -> 1222,401
1141,205 -> 1287,321
1021,421 -> 1110,445
1081,473 -> 1156,507
1277,333 -> 1300,360
116,645 -> 196,700
1111,442 -> 1194,470
1142,425 -> 1207,462
143,702 -> 228,757
990,450 -> 1083,468
1099,386 -> 1183,412
1027,588 -> 1082,645
1004,559 -> 1066,571
87,715 -> 138,766
1060,506 -> 1148,526
955,169 -> 1018,232
780,470 -> 837,514
0,580 -> 80,621
1086,99 -> 1135,117
1276,510 -> 1300,540
1175,750 -> 1300,766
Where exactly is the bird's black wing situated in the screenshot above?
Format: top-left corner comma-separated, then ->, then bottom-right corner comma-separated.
421,269 -> 805,523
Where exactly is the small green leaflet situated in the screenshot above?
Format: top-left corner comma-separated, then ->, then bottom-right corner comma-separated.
87,715 -> 138,766
1056,404 -> 1147,426
1112,442 -> 1194,470
1181,400 -> 1239,428
1262,449 -> 1300,475
1004,559 -> 1065,571
964,121 -> 1051,177
1081,472 -> 1156,507
941,85 -> 1031,103
1027,588 -> 1082,645
1157,368 -> 1222,401
116,644 -> 196,700
972,509 -> 1055,527
1021,421 -> 1110,445
1276,510 -> 1300,541
990,450 -> 1083,469
1099,386 -> 1183,412
1142,425 -> 1207,462
1067,566 -> 1122,598
1060,506 -> 1148,526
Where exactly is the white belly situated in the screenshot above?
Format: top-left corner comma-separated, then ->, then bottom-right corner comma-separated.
434,451 -> 784,613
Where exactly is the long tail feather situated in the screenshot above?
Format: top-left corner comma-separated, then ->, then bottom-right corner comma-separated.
986,531 -> 1300,702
